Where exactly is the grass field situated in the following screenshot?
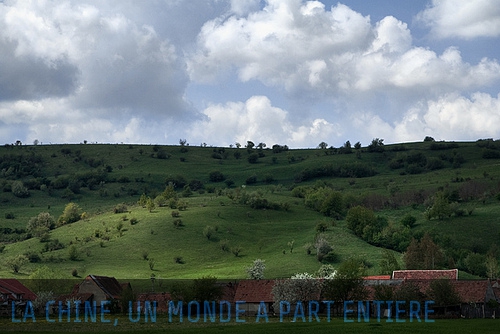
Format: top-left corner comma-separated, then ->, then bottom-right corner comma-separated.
1,316 -> 499,334
1,140 -> 500,280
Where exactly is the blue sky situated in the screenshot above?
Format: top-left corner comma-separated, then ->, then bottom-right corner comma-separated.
0,0 -> 499,148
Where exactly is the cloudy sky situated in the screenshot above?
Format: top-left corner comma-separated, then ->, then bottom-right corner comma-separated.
1,0 -> 499,148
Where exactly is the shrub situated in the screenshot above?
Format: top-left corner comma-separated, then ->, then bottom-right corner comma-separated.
113,203 -> 128,214
219,239 -> 230,252
247,153 -> 259,164
72,268 -> 78,277
25,251 -> 42,263
482,149 -> 500,159
68,245 -> 79,261
130,217 -> 138,225
12,181 -> 30,198
203,225 -> 215,240
231,246 -> 242,257
401,214 -> 417,228
316,222 -> 328,233
6,255 -> 29,273
245,175 -> 258,185
173,219 -> 184,228
174,256 -> 184,264
321,251 -> 339,264
142,250 -> 149,260
58,203 -> 82,225
209,171 -> 225,182
148,258 -> 156,270
171,211 -> 180,218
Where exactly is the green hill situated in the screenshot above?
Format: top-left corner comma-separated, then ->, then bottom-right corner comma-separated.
1,139 -> 500,280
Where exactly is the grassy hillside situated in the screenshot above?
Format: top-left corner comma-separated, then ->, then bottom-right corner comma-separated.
1,139 -> 500,280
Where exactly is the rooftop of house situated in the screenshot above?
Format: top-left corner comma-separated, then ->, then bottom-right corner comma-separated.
392,269 -> 458,280
233,280 -> 276,303
0,279 -> 37,301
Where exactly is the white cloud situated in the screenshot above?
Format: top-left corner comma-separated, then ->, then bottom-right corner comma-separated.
188,1 -> 500,100
392,92 -> 500,142
417,0 -> 500,39
230,0 -> 260,16
0,1 -> 196,117
188,95 -> 340,147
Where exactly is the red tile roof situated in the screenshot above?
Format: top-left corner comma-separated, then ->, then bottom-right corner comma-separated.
451,280 -> 490,303
0,279 -> 37,301
392,269 -> 458,280
363,275 -> 391,280
87,275 -> 124,299
233,280 -> 275,303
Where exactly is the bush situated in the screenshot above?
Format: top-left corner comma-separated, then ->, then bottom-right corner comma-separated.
231,246 -> 242,257
72,268 -> 78,277
174,256 -> 184,264
113,203 -> 128,214
401,214 -> 417,228
209,171 -> 225,182
58,203 -> 82,225
247,153 -> 259,164
321,251 -> 339,264
245,175 -> 258,185
219,239 -> 230,252
130,217 -> 138,225
12,181 -> 30,198
173,219 -> 184,228
316,222 -> 328,233
203,225 -> 215,240
68,245 -> 79,261
483,149 -> 500,159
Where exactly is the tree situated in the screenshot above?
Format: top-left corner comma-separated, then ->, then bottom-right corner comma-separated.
138,193 -> 148,207
272,273 -> 322,312
403,233 -> 444,269
246,141 -> 255,149
314,234 -> 332,262
6,255 -> 29,273
379,249 -> 401,275
322,257 -> 367,304
367,138 -> 384,153
426,279 -> 461,312
12,181 -> 30,198
27,212 -> 55,238
427,192 -> 451,220
246,259 -> 266,279
346,205 -> 376,237
340,140 -> 352,154
146,197 -> 155,212
318,142 -> 328,149
58,202 -> 82,225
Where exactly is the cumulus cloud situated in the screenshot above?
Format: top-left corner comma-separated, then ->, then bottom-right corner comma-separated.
188,95 -> 341,148
188,1 -> 500,100
382,92 -> 500,143
417,0 -> 500,39
0,0 -> 199,144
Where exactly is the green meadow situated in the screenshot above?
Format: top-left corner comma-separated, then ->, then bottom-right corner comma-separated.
1,317 -> 499,334
1,140 -> 500,281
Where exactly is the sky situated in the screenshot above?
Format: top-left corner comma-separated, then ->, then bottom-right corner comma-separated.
0,0 -> 499,148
